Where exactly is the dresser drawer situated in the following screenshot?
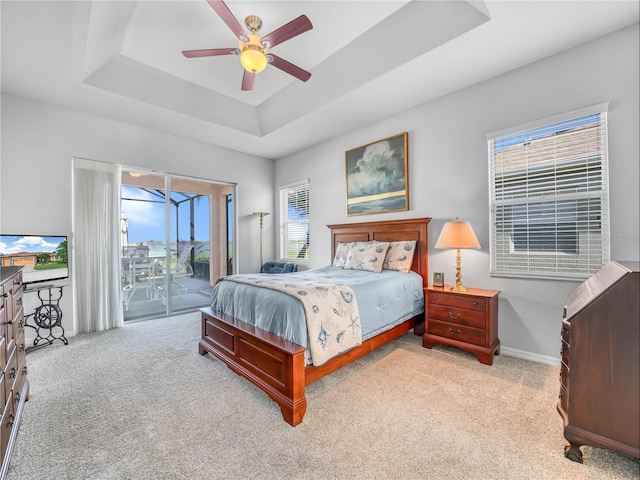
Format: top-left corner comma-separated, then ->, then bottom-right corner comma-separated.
16,330 -> 26,370
559,384 -> 568,414
561,323 -> 570,344
428,304 -> 485,329
427,319 -> 485,346
14,354 -> 27,407
4,349 -> 17,406
12,282 -> 23,317
560,361 -> 569,390
0,336 -> 5,373
561,343 -> 570,365
427,292 -> 486,312
1,398 -> 13,457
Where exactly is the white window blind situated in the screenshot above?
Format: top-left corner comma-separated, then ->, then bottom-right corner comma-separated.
488,107 -> 610,279
279,180 -> 310,261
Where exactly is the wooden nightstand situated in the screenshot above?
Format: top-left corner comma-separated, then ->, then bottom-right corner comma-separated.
422,286 -> 500,365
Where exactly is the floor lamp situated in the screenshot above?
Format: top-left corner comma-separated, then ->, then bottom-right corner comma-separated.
435,217 -> 480,292
253,211 -> 270,267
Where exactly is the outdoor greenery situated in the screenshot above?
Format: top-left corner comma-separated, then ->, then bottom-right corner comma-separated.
34,261 -> 67,271
287,241 -> 310,259
33,240 -> 68,270
56,240 -> 68,263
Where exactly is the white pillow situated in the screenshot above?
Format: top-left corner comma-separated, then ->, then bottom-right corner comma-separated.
383,240 -> 417,273
332,242 -> 351,268
344,241 -> 390,273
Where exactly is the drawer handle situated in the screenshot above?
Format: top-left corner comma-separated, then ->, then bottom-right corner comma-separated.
447,311 -> 461,320
18,298 -> 22,305
7,413 -> 15,428
473,301 -> 478,306
432,296 -> 438,301
14,392 -> 21,404
448,327 -> 461,336
10,367 -> 17,379
1,293 -> 8,298
22,366 -> 28,376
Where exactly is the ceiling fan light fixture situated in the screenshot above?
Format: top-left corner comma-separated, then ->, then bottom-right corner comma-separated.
239,34 -> 268,73
240,47 -> 267,73
182,2 -> 313,89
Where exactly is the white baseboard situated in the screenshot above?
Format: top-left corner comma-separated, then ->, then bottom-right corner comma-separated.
501,346 -> 561,367
25,328 -> 562,367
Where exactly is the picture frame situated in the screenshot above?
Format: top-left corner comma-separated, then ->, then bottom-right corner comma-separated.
433,272 -> 444,287
345,132 -> 409,216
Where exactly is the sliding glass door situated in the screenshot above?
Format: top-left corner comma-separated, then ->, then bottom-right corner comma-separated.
121,170 -> 234,321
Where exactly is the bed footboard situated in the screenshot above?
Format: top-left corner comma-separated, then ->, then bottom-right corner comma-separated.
199,307 -> 308,426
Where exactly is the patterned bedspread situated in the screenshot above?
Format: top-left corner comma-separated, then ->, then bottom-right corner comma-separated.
224,274 -> 362,366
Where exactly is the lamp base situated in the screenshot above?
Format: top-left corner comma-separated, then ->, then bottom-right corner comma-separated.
451,249 -> 468,293
449,285 -> 468,293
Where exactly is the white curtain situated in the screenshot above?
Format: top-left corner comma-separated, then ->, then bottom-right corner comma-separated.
72,158 -> 123,333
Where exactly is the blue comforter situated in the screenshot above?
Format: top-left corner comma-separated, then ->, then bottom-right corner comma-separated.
210,265 -> 424,364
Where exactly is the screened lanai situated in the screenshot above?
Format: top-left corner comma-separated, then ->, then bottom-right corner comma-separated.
120,170 -> 234,321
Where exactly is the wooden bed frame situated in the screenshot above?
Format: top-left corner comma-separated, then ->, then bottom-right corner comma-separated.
199,217 -> 431,426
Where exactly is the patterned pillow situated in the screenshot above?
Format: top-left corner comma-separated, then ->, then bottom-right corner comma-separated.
344,241 -> 390,273
332,242 -> 351,268
383,240 -> 417,273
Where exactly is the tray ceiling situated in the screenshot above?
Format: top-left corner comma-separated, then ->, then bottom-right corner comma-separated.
1,1 -> 638,159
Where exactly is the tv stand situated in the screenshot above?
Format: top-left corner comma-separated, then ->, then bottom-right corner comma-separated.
23,284 -> 68,353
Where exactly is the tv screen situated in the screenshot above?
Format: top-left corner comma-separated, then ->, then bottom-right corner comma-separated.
0,234 -> 69,286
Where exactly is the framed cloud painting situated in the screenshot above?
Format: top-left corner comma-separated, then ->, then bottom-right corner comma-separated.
345,132 -> 408,216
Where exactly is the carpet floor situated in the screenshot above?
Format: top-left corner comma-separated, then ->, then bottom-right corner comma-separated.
7,312 -> 640,479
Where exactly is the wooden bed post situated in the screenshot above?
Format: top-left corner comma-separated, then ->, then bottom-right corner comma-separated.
200,307 -> 308,426
278,352 -> 307,426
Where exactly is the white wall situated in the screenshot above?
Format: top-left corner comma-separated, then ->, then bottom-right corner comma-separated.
1,94 -> 274,338
275,24 -> 640,364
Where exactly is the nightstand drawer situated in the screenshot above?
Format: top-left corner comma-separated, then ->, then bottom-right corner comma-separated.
427,319 -> 485,346
428,304 -> 485,329
427,292 -> 485,312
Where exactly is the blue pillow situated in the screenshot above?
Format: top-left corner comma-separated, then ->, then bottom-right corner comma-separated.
260,262 -> 298,274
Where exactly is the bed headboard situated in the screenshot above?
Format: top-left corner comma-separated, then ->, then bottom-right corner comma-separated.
327,218 -> 432,287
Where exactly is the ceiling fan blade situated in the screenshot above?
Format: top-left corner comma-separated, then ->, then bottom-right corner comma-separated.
206,0 -> 246,39
261,15 -> 313,49
241,71 -> 255,91
182,48 -> 236,58
269,54 -> 311,82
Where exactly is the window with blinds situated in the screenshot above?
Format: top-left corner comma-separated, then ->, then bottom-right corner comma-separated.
488,106 -> 610,279
279,180 -> 310,261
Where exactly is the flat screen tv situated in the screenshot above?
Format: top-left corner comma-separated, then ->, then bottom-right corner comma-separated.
0,234 -> 69,286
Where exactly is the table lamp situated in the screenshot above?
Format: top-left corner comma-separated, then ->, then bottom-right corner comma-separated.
435,217 -> 480,292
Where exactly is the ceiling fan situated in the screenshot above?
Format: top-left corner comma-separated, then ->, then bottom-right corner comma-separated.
182,0 -> 313,91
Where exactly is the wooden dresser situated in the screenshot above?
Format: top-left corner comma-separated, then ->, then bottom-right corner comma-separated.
558,261 -> 639,463
0,267 -> 29,479
422,286 -> 500,365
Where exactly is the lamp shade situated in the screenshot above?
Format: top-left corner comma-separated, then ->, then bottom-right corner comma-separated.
239,35 -> 268,73
435,218 -> 480,249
